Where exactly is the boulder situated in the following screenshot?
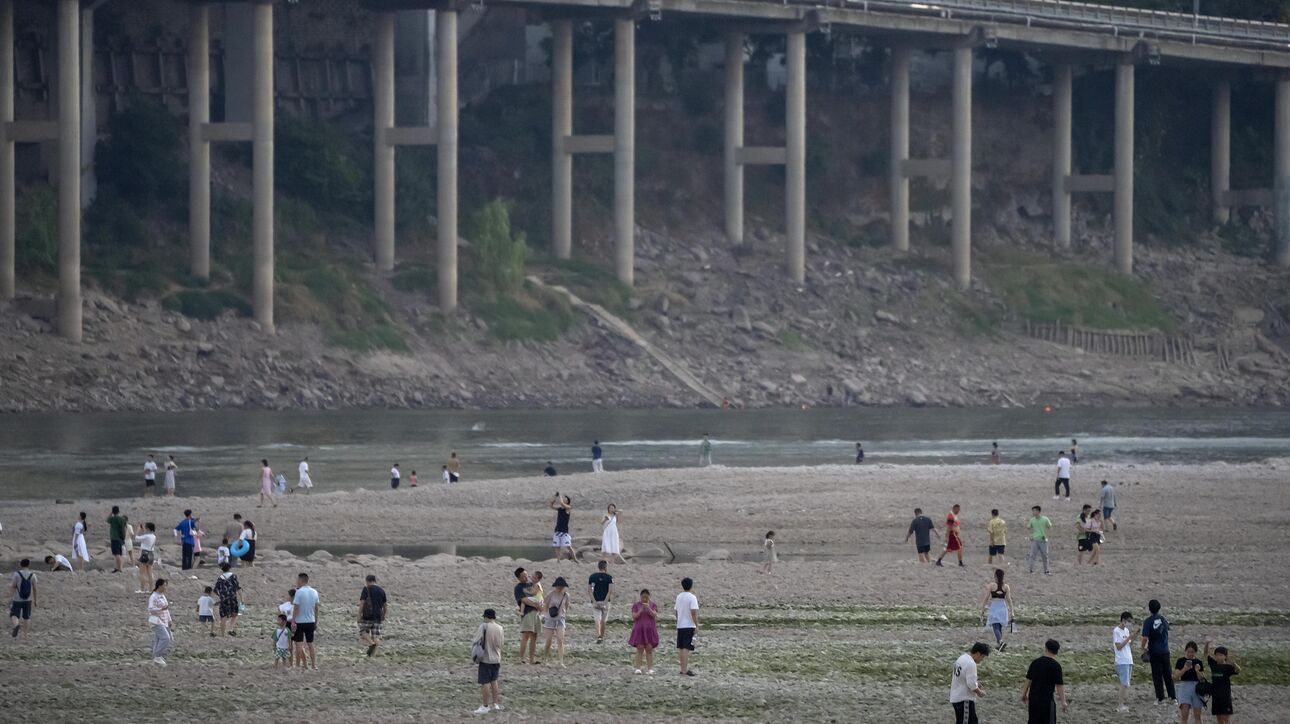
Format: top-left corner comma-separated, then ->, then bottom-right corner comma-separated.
874,310 -> 902,325
733,306 -> 753,332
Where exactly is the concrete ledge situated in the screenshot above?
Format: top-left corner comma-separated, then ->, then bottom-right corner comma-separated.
564,134 -> 615,154
1065,174 -> 1115,193
736,146 -> 787,165
902,158 -> 952,178
1222,188 -> 1274,207
3,120 -> 59,143
385,126 -> 438,146
200,122 -> 254,143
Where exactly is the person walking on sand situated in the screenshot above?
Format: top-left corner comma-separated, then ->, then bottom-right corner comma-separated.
1141,598 -> 1177,706
990,441 -> 1001,465
358,574 -> 387,657
107,506 -> 128,573
987,509 -> 1007,566
981,568 -> 1014,651
197,586 -> 216,638
513,568 -> 541,664
390,463 -> 401,490
9,558 -> 36,639
1076,505 -> 1093,565
1099,480 -> 1118,533
258,460 -> 276,508
936,504 -> 965,568
239,520 -> 258,566
163,455 -> 178,497
700,434 -> 713,466
675,577 -> 699,676
591,441 -> 604,473
1070,439 -> 1079,464
1113,611 -> 1135,713
540,577 -> 570,667
550,494 -> 576,562
293,572 -> 321,670
70,512 -> 90,571
588,561 -> 614,644
905,508 -> 940,563
147,579 -> 173,666
1053,451 -> 1072,501
1026,506 -> 1053,576
214,562 -> 241,637
409,470 -> 418,488
1022,639 -> 1068,723
1204,638 -> 1241,724
1175,641 -> 1207,724
273,613 -> 292,670
629,588 -> 659,675
1081,509 -> 1103,566
448,452 -> 462,483
950,642 -> 990,724
295,457 -> 313,493
143,454 -> 158,497
472,609 -> 504,715
135,522 -> 157,593
761,531 -> 778,574
601,504 -> 625,564
174,509 -> 198,571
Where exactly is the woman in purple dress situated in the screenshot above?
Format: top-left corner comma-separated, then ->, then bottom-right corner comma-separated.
628,589 -> 659,675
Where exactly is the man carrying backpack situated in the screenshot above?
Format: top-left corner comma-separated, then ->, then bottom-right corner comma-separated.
9,558 -> 37,638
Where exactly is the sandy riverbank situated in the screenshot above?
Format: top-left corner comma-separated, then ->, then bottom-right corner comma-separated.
1,463 -> 1287,722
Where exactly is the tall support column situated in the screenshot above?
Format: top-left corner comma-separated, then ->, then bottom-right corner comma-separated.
1052,63 -> 1072,247
613,18 -> 635,286
551,19 -> 572,259
1114,60 -> 1135,275
251,0 -> 274,332
373,12 -> 395,272
890,47 -> 910,251
437,9 -> 458,310
951,45 -> 972,291
189,2 -> 211,281
1211,77 -> 1231,225
0,0 -> 13,300
57,0 -> 80,341
1275,75 -> 1290,267
785,31 -> 806,285
723,31 -> 744,247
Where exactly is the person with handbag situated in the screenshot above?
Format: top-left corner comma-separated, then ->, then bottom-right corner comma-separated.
471,609 -> 504,715
540,577 -> 571,667
1174,641 -> 1207,723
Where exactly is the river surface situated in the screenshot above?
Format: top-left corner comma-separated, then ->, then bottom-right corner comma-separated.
0,407 -> 1287,500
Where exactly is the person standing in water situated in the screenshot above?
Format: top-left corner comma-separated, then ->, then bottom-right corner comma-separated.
543,462 -> 558,477
447,452 -> 462,483
990,442 -> 1001,465
163,456 -> 178,497
143,454 -> 158,497
591,441 -> 604,473
980,568 -> 1014,651
550,494 -> 576,562
601,504 -> 625,564
258,460 -> 277,508
699,434 -> 713,467
1070,439 -> 1079,464
295,457 -> 313,493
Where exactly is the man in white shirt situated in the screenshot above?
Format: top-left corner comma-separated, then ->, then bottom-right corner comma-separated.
950,642 -> 990,724
1053,451 -> 1072,500
296,458 -> 313,493
1113,611 -> 1135,712
143,455 -> 158,497
44,554 -> 73,572
675,577 -> 699,677
390,464 -> 401,490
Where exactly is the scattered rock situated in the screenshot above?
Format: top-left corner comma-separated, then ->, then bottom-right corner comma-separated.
874,310 -> 902,325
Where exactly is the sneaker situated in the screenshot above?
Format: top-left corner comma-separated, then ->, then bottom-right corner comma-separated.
472,706 -> 490,715
935,560 -> 944,567
1052,495 -> 1060,500
366,644 -> 377,657
153,657 -> 167,666
1064,497 -> 1071,502
634,669 -> 642,675
998,642 -> 1007,652
11,625 -> 19,638
684,670 -> 697,677
492,704 -> 503,711
958,562 -> 966,567
1044,571 -> 1052,575
1117,705 -> 1130,713
647,669 -> 655,675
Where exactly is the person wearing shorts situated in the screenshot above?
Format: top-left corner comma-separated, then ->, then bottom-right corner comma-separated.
905,509 -> 939,563
513,568 -> 541,664
358,574 -> 387,657
292,573 -> 321,670
587,561 -> 614,643
1099,480 -> 1117,532
143,455 -> 157,497
936,505 -> 965,568
473,609 -> 504,715
9,559 -> 36,638
1113,611 -> 1135,712
986,509 -> 1007,565
549,494 -> 575,562
675,577 -> 699,676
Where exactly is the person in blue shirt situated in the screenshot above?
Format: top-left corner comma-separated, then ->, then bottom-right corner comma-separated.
174,510 -> 198,570
591,441 -> 604,473
1140,598 -> 1176,704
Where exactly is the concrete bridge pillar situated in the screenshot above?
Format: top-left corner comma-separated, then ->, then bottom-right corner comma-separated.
189,2 -> 211,281
1211,77 -> 1231,225
613,18 -> 635,286
785,31 -> 806,285
1276,74 -> 1290,267
252,0 -> 274,333
1113,60 -> 1134,275
0,0 -> 12,301
374,12 -> 396,272
1052,63 -> 1072,247
723,31 -> 744,247
889,47 -> 910,252
57,0 -> 81,341
552,19 -> 572,259
437,9 -> 459,310
951,45 -> 972,291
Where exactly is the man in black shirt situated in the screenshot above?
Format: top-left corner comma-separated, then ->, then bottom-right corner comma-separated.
1204,638 -> 1241,722
543,462 -> 557,477
549,494 -> 576,562
587,561 -> 615,643
358,574 -> 387,657
1022,639 -> 1068,724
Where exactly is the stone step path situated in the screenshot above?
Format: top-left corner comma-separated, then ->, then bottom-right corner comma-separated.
528,276 -> 724,408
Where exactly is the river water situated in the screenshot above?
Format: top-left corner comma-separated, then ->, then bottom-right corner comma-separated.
0,407 -> 1287,500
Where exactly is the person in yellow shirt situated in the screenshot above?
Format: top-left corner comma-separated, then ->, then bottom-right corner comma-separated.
987,509 -> 1008,565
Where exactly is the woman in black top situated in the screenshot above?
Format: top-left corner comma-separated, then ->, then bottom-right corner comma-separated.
1173,640 -> 1207,724
1204,638 -> 1241,722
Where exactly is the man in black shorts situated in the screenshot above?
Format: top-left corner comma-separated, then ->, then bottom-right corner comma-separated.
675,577 -> 699,676
1204,638 -> 1240,722
904,508 -> 940,563
291,572 -> 321,670
1022,639 -> 1068,724
9,559 -> 36,638
473,609 -> 504,715
358,574 -> 387,657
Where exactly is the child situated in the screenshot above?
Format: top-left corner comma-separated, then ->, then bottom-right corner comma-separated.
197,586 -> 216,637
441,465 -> 450,484
275,473 -> 287,497
760,531 -> 777,574
193,520 -> 206,567
217,538 -> 231,567
279,589 -> 297,667
410,470 -> 418,487
531,571 -> 546,605
272,614 -> 292,670
1205,637 -> 1241,724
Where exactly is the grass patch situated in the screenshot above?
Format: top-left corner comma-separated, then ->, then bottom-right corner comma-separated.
469,284 -> 574,342
982,254 -> 1177,332
539,257 -> 634,317
390,263 -> 438,296
946,290 -> 1002,337
161,289 -> 251,320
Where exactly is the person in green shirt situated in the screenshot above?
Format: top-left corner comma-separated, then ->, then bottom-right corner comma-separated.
106,506 -> 129,573
1026,506 -> 1053,575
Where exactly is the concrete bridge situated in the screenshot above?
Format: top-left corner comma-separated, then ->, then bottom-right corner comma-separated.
4,0 -> 1290,340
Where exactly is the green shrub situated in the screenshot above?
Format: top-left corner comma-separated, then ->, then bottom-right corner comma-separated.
85,191 -> 158,250
15,184 -> 57,273
96,94 -> 184,212
390,264 -> 438,295
276,118 -> 371,220
161,289 -> 251,320
983,255 -> 1176,332
470,199 -> 528,295
472,289 -> 572,341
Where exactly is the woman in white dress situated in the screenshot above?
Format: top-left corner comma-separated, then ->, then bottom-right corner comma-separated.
163,456 -> 178,497
71,511 -> 90,570
601,504 -> 625,564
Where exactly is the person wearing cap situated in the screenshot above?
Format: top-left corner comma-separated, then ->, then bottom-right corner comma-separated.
472,609 -> 504,715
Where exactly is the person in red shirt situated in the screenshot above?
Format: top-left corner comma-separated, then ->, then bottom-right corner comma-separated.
937,504 -> 965,568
